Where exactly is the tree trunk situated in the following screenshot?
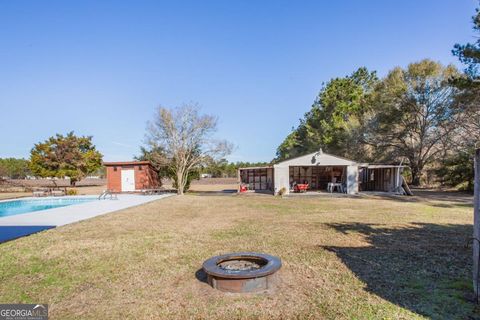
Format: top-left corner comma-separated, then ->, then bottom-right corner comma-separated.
176,171 -> 184,195
410,165 -> 422,186
411,174 -> 421,186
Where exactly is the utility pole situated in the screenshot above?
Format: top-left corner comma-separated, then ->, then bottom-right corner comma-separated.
474,148 -> 480,301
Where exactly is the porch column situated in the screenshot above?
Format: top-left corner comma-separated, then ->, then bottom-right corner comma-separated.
273,166 -> 289,195
237,168 -> 241,192
346,166 -> 359,194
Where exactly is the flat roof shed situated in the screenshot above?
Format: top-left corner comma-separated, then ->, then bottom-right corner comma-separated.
104,161 -> 160,193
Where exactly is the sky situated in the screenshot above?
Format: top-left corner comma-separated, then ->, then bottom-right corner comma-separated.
0,0 -> 477,163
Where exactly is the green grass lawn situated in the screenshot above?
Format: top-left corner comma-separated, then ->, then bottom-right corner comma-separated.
0,192 -> 479,319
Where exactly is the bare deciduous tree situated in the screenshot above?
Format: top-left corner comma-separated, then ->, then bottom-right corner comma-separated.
145,103 -> 233,195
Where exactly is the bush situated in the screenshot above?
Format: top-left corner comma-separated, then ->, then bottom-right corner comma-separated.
435,149 -> 474,192
67,189 -> 78,195
172,170 -> 200,193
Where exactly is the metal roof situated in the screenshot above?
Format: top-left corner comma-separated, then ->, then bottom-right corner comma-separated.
364,164 -> 407,168
238,166 -> 273,170
103,161 -> 152,166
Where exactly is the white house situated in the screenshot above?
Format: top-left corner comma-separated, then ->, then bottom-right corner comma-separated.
238,150 -> 407,195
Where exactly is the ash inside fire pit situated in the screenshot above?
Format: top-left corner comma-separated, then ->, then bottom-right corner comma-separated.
218,258 -> 266,271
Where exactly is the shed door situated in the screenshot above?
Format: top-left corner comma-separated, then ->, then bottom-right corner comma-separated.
121,169 -> 135,192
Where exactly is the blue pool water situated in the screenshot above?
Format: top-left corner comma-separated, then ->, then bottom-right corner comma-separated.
0,197 -> 97,218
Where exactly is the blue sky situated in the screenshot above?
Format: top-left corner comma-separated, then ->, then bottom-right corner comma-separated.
0,0 -> 477,162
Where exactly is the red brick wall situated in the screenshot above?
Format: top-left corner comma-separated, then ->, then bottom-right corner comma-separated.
106,165 -> 122,192
134,165 -> 160,190
106,163 -> 160,193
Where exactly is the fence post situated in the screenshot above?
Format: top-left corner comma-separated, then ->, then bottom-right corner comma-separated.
474,149 -> 480,302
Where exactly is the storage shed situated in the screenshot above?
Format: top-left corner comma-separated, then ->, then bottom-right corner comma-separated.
104,161 -> 160,193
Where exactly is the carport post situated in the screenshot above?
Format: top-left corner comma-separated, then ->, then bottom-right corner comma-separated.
346,165 -> 359,194
474,148 -> 480,302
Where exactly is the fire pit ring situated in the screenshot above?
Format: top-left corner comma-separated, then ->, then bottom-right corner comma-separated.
202,252 -> 281,293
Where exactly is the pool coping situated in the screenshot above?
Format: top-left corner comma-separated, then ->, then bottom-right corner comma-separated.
0,194 -> 174,227
0,195 -> 98,203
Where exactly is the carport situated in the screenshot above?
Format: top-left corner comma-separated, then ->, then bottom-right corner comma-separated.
238,166 -> 274,192
272,150 -> 360,195
288,165 -> 347,191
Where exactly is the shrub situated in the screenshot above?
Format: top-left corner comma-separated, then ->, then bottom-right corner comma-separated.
67,189 -> 77,195
435,149 -> 474,192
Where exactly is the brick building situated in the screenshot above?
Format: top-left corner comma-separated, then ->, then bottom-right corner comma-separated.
104,161 -> 160,192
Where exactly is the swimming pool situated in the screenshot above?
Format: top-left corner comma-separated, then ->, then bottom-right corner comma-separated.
0,197 -> 97,218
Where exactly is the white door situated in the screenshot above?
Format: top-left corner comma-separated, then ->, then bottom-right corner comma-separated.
121,169 -> 135,192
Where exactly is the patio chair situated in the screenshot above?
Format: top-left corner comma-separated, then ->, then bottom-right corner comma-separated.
32,188 -> 49,197
33,190 -> 47,197
294,183 -> 309,193
51,190 -> 65,197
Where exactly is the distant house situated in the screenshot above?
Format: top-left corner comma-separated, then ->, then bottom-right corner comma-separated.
238,150 -> 407,195
104,161 -> 160,192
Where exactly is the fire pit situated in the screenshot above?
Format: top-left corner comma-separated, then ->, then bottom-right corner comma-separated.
202,252 -> 281,293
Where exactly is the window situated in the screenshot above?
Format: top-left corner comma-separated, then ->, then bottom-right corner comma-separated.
114,166 -> 117,172
138,166 -> 143,171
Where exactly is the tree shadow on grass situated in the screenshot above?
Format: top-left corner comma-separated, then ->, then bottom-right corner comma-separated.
323,222 -> 480,319
361,190 -> 474,210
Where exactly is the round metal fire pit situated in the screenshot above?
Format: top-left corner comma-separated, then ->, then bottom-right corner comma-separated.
202,252 -> 281,293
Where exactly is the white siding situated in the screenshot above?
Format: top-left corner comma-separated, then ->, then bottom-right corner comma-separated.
346,166 -> 359,194
276,151 -> 358,167
273,166 -> 290,195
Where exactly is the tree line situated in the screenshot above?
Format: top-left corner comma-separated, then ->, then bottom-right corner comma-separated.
199,159 -> 270,178
276,7 -> 480,190
0,158 -> 31,179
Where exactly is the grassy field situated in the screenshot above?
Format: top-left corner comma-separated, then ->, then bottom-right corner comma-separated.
0,192 -> 478,319
0,192 -> 30,200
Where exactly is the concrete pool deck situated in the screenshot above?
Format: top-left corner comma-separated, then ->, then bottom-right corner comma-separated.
0,194 -> 174,242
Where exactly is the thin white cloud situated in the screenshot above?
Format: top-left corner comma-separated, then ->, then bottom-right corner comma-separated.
103,154 -> 135,162
111,141 -> 134,148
